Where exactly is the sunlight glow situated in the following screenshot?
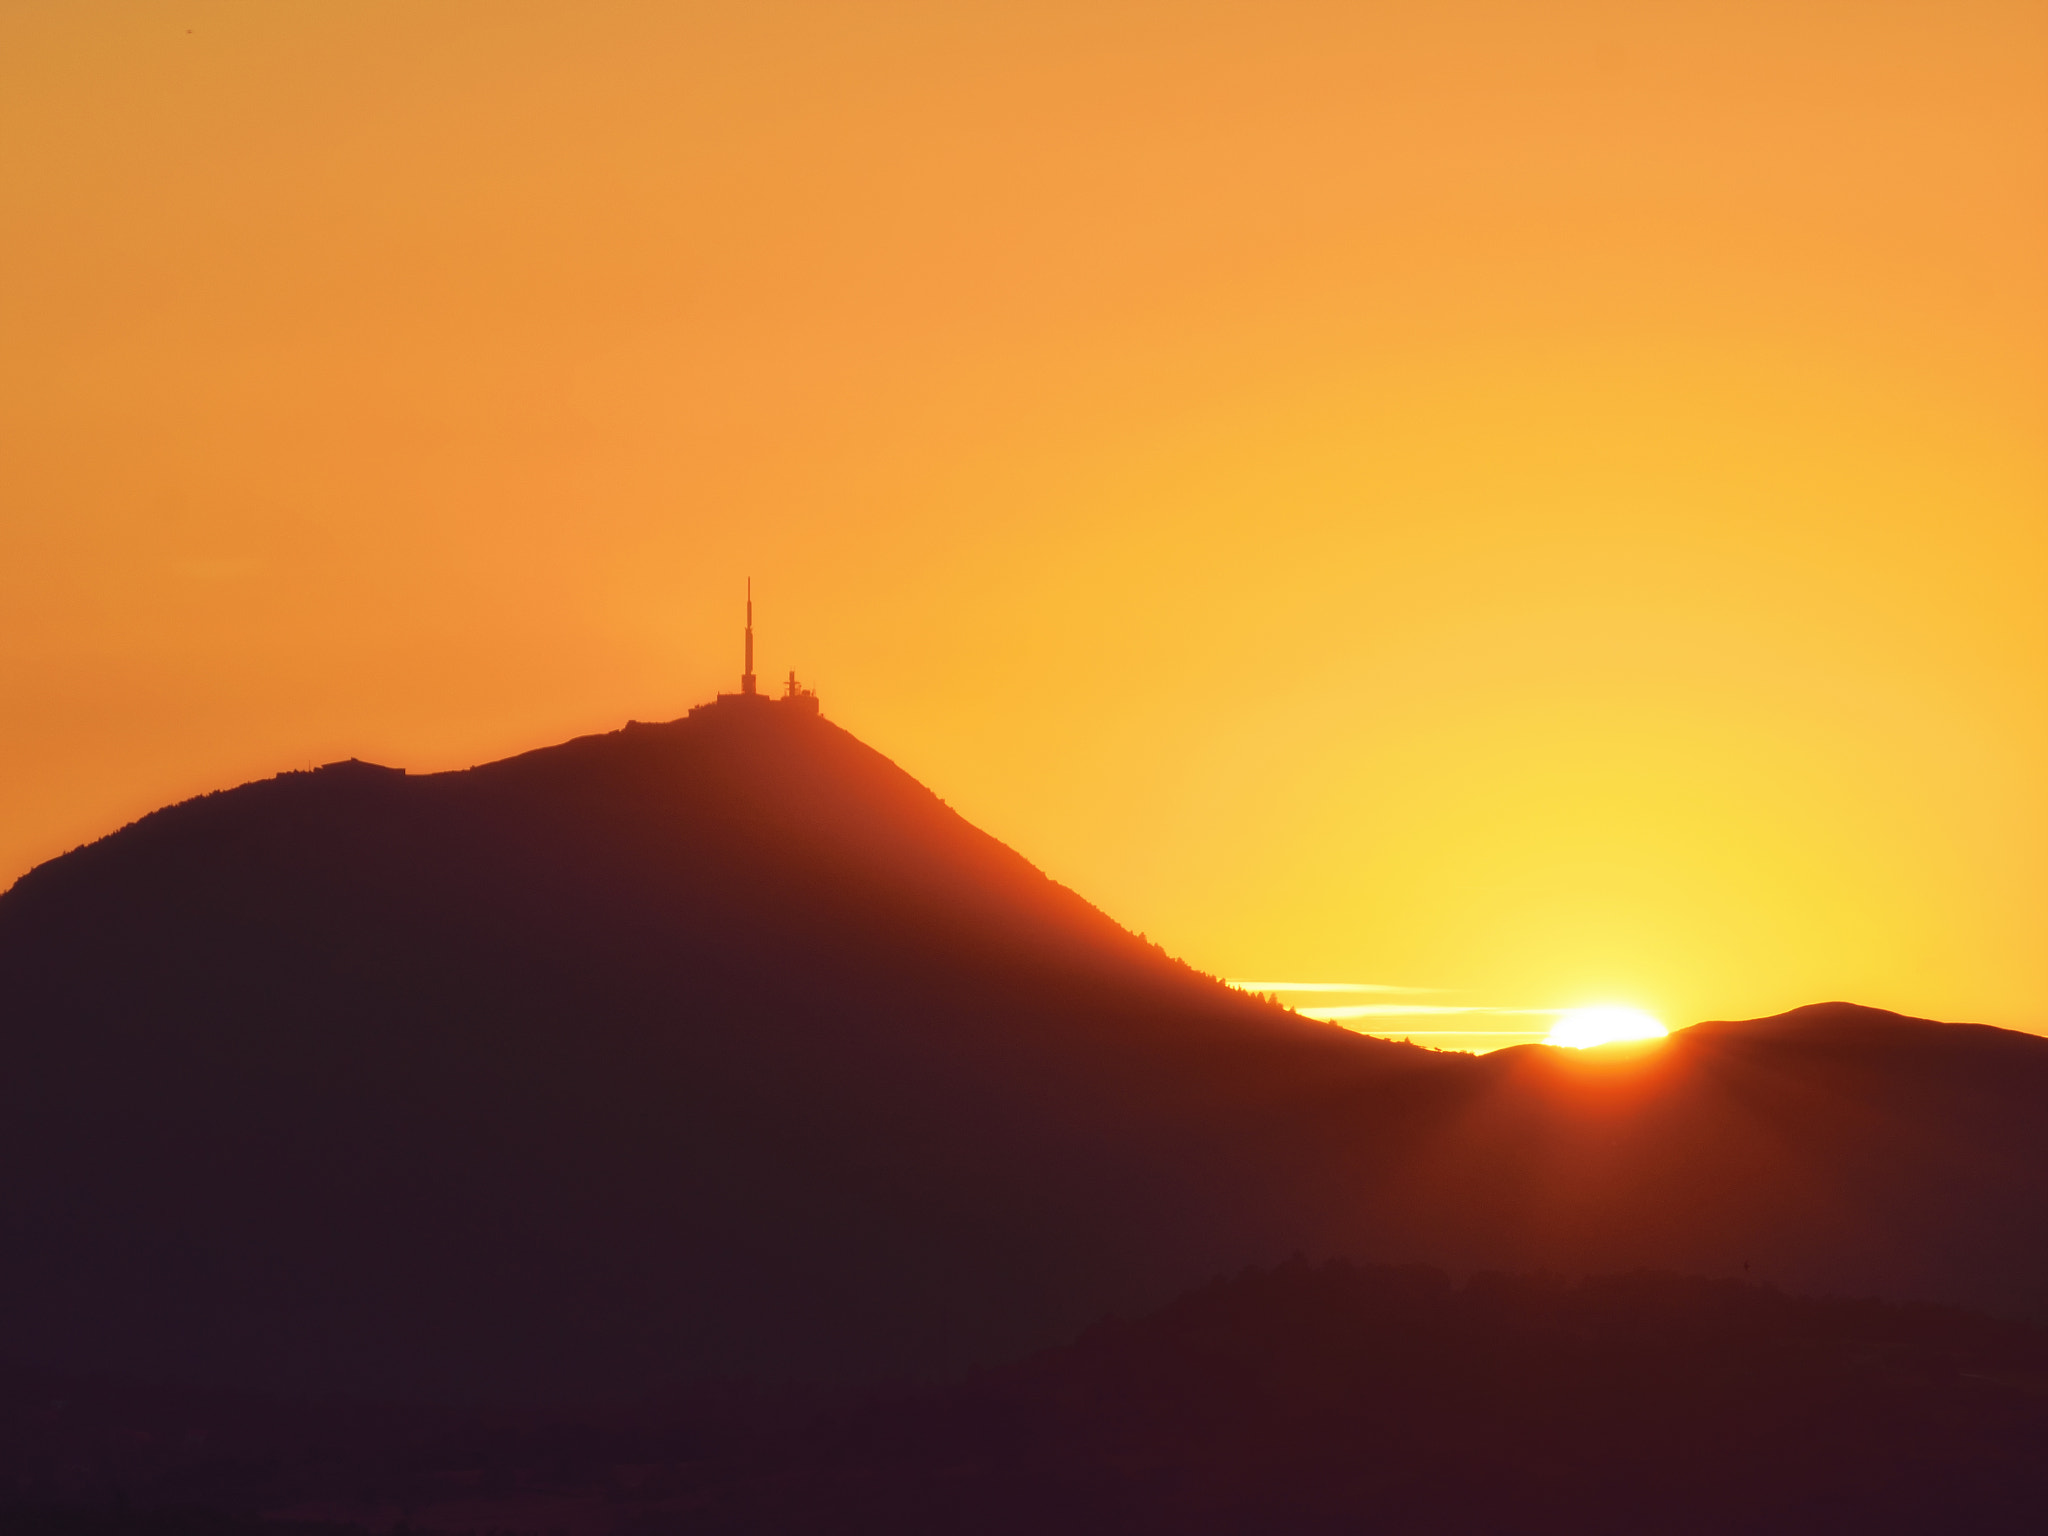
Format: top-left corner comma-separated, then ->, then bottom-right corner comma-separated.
1545,1006 -> 1669,1050
1300,1004 -> 1547,1021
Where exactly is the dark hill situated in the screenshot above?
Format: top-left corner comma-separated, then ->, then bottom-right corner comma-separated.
2,702 -> 2046,1405
1368,1001 -> 2048,1321
0,701 -> 1428,1400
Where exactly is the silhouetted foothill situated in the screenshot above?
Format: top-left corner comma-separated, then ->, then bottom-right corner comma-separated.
2,704 -> 2047,1410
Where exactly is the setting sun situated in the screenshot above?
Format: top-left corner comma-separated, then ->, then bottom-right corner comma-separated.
1545,1007 -> 1669,1050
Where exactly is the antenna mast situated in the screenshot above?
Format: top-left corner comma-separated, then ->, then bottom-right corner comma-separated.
742,578 -> 757,695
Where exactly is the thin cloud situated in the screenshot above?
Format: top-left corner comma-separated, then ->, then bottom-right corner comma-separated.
1300,1004 -> 1559,1021
1226,982 -> 1571,1046
1226,980 -> 1439,994
1362,1030 -> 1554,1037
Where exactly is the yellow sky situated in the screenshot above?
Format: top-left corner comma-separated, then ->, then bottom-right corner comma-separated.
4,2 -> 2044,1036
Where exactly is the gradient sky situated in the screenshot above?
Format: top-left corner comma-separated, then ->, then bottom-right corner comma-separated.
4,2 -> 2044,1039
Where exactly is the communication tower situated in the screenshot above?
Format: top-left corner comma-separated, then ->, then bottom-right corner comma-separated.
741,577 -> 757,695
700,581 -> 821,716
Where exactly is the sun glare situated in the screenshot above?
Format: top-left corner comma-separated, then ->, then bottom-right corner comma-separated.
1545,1006 -> 1668,1050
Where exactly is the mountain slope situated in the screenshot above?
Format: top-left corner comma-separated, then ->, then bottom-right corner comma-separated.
0,700 -> 1430,1400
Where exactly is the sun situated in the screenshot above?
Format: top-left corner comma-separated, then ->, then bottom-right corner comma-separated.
1545,1006 -> 1668,1050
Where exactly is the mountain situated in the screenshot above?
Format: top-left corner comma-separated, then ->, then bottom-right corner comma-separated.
0,699 -> 1426,1401
2,699 -> 2045,1405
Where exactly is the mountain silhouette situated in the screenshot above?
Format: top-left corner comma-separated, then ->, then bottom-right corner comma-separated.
2,701 -> 2044,1404
0,700 -> 1417,1400
1366,999 -> 2048,1322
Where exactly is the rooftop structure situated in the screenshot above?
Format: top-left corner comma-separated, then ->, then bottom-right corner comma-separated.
782,667 -> 819,716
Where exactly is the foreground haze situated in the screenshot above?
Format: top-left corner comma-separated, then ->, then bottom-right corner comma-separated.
9,1266 -> 2047,1534
3,2 -> 2046,1033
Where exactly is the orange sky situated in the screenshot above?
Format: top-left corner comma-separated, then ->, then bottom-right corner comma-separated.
4,2 -> 2045,1041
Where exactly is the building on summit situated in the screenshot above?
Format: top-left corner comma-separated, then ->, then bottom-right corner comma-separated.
780,668 -> 819,715
709,581 -> 818,715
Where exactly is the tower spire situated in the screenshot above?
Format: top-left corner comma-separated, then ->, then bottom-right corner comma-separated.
742,578 -> 756,695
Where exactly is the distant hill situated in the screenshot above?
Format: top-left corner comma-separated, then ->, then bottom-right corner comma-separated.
1368,1000 -> 2048,1322
2,701 -> 2045,1403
